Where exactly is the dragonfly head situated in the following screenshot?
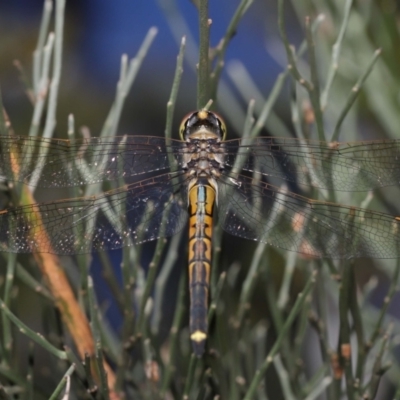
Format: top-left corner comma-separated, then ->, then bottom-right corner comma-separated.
179,110 -> 227,141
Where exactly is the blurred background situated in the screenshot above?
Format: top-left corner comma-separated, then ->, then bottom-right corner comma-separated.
0,0 -> 285,137
1,0 -> 400,398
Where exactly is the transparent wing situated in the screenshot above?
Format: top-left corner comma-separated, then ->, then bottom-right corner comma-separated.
0,172 -> 189,255
217,173 -> 400,259
223,137 -> 400,191
0,135 -> 185,187
3,134 -> 400,192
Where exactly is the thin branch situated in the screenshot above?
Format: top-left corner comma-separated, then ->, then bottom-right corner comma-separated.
197,0 -> 210,108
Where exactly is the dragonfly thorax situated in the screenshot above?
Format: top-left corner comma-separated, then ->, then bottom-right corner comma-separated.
182,136 -> 225,180
179,110 -> 227,181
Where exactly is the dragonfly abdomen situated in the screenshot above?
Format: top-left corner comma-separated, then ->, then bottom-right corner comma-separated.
188,180 -> 216,356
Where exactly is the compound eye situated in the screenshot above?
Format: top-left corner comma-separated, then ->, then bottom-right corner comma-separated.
212,112 -> 227,141
179,112 -> 195,140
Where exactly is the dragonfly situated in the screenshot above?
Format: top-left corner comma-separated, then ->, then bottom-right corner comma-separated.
1,109 -> 400,356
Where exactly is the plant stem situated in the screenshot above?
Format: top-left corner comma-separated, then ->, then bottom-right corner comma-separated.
197,0 -> 210,109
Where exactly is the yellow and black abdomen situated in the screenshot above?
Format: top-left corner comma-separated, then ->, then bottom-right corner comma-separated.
187,178 -> 216,356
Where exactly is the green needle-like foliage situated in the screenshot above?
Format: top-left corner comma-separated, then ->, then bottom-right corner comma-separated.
1,0 -> 400,399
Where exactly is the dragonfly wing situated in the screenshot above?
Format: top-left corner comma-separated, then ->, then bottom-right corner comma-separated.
0,136 -> 185,188
0,172 -> 188,255
217,173 -> 400,259
223,138 -> 400,191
